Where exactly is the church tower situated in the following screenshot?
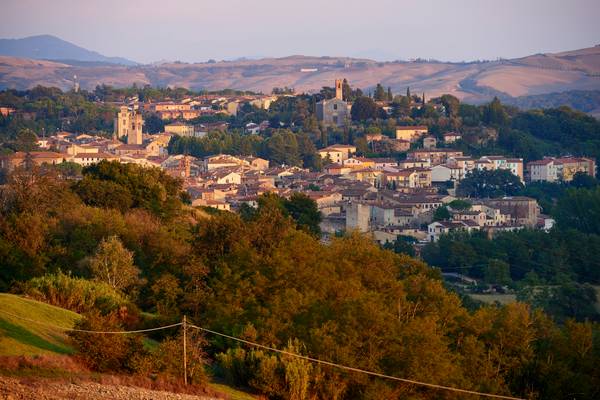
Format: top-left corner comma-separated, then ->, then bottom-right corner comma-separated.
114,106 -> 143,145
335,78 -> 343,100
127,111 -> 143,145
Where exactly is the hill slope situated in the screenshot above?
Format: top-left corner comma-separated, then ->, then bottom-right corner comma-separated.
0,293 -> 80,356
0,41 -> 599,104
0,35 -> 137,66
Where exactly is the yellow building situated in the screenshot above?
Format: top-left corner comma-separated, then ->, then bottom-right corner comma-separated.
318,144 -> 357,164
165,122 -> 195,137
395,126 -> 428,142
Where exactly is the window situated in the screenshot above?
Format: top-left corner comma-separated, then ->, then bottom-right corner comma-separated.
333,104 -> 338,110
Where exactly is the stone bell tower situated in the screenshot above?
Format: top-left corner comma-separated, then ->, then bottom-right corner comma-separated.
335,78 -> 343,100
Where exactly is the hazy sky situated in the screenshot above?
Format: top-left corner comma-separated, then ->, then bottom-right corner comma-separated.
1,0 -> 599,63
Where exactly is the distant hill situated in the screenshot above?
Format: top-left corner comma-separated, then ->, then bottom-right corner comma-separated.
0,37 -> 599,106
504,90 -> 600,117
0,35 -> 137,66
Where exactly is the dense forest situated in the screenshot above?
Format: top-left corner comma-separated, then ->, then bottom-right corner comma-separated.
0,160 -> 599,399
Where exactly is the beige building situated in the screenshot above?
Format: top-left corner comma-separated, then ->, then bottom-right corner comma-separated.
0,151 -> 66,171
164,122 -> 195,137
114,106 -> 143,145
396,126 -> 428,142
318,144 -> 357,164
408,149 -> 464,165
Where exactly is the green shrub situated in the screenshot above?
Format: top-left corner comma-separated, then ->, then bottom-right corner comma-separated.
17,271 -> 133,315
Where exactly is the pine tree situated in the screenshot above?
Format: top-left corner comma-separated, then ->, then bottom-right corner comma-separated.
406,86 -> 411,98
387,87 -> 393,101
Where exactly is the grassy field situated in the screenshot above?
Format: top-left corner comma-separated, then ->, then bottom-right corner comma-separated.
0,293 -> 81,356
469,293 -> 517,305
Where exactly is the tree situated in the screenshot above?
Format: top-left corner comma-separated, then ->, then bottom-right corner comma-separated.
433,206 -> 451,221
351,97 -> 378,121
392,96 -> 411,118
297,133 -> 322,171
482,97 -> 508,126
570,172 -> 597,189
69,310 -> 144,372
554,187 -> 600,234
14,128 -> 39,152
86,236 -> 140,291
484,259 -> 511,285
374,83 -> 386,101
440,94 -> 460,117
457,169 -> 524,198
282,193 -> 321,236
266,130 -> 301,166
383,235 -> 416,256
448,199 -> 471,210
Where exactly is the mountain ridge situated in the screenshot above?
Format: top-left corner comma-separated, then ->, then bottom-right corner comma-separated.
0,35 -> 137,66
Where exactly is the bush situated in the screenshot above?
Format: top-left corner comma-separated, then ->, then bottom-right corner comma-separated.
18,271 -> 134,315
68,311 -> 146,372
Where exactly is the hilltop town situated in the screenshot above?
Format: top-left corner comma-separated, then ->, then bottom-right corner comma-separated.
1,80 -> 595,251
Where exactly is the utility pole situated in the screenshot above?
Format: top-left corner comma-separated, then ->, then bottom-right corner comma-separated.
183,315 -> 187,385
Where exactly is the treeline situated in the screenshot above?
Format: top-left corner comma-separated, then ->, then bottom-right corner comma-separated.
0,161 -> 599,398
0,86 -> 115,140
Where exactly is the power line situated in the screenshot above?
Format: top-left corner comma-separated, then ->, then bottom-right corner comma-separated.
188,323 -> 524,400
0,308 -> 182,334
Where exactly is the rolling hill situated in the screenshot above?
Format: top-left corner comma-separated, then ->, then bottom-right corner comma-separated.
0,38 -> 599,104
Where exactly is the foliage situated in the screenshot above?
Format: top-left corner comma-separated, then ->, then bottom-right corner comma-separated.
448,199 -> 471,210
422,227 -> 600,303
134,329 -> 209,385
554,187 -> 600,234
433,205 -> 451,221
73,161 -> 185,219
68,310 -> 145,372
18,271 -> 132,314
84,236 -> 141,291
282,193 -> 322,236
457,169 -> 524,198
517,281 -> 598,323
351,97 -> 379,121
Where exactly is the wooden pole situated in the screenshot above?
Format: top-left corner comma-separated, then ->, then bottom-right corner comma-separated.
183,315 -> 187,385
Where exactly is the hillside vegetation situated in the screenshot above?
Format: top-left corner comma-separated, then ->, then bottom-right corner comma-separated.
0,161 -> 598,399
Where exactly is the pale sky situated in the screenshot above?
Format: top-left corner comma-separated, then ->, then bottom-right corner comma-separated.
1,0 -> 599,64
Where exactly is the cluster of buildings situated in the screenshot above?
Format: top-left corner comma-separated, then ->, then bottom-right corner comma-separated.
1,79 -> 597,252
141,94 -> 277,120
